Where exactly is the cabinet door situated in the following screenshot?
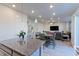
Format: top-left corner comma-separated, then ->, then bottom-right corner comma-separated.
0,44 -> 12,55
0,49 -> 10,56
12,52 -> 21,56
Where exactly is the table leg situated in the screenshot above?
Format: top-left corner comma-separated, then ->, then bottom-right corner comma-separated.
39,47 -> 41,56
11,50 -> 13,56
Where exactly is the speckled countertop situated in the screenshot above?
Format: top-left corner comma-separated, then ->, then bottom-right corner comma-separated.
0,38 -> 45,56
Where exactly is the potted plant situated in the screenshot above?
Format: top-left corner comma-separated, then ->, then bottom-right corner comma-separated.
17,31 -> 26,40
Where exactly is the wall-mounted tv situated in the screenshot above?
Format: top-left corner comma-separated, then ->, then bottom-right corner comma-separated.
50,26 -> 59,31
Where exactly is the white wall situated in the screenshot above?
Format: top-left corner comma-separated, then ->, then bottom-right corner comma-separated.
27,18 -> 70,33
71,15 -> 76,47
27,19 -> 45,39
43,22 -> 70,32
0,4 -> 27,41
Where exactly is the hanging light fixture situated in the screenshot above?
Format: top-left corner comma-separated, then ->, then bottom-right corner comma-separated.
35,18 -> 37,23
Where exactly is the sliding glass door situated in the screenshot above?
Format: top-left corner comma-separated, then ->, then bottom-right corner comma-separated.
75,15 -> 79,47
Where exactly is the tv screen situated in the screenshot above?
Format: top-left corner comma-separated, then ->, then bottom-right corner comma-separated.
50,26 -> 59,31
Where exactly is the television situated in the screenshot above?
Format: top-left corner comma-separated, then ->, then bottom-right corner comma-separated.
50,26 -> 59,31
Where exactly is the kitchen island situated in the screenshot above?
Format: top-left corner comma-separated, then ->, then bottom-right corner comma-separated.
0,38 -> 45,56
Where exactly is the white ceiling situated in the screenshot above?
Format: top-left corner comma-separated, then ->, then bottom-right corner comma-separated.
2,3 -> 79,22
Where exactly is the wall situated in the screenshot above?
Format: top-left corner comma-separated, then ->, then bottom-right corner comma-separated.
42,22 -> 70,32
27,18 -> 70,35
27,19 -> 44,39
0,4 -> 27,41
71,15 -> 76,47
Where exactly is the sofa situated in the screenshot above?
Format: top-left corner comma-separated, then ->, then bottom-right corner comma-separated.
55,32 -> 62,40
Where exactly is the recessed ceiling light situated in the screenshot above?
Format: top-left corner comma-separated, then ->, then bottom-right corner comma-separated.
12,4 -> 16,7
35,18 -> 37,23
53,12 -> 55,15
32,10 -> 35,13
38,15 -> 42,18
50,5 -> 54,8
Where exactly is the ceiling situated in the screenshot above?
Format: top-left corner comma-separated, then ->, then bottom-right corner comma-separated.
2,3 -> 79,22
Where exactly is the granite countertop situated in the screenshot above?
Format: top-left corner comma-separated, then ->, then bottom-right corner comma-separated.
75,46 -> 79,55
0,38 -> 45,56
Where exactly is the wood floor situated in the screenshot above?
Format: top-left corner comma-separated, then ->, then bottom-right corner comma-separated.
42,40 -> 74,56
